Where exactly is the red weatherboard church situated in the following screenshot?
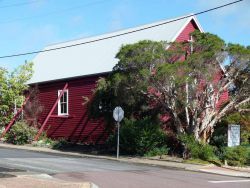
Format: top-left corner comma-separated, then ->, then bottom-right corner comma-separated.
24,14 -> 204,143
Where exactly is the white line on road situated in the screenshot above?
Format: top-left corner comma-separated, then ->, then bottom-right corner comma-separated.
209,180 -> 250,184
0,160 -> 58,173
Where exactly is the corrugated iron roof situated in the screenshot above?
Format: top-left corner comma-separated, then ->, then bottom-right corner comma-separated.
29,14 -> 203,84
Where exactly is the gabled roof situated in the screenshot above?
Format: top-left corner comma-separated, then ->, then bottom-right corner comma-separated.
28,14 -> 203,84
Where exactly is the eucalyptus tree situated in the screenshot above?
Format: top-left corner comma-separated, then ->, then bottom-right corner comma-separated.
90,32 -> 250,142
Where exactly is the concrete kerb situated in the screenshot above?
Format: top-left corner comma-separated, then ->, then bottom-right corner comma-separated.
0,143 -> 200,170
0,143 -> 249,178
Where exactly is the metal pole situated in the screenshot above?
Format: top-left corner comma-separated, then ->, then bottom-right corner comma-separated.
117,121 -> 120,159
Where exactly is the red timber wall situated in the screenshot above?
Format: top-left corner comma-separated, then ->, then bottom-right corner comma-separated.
176,19 -> 199,42
31,19 -> 204,144
33,74 -> 108,144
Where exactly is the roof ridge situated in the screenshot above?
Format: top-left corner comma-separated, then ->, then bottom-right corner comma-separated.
46,13 -> 194,48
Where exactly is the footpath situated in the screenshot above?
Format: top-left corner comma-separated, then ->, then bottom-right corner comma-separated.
0,176 -> 95,188
0,142 -> 249,182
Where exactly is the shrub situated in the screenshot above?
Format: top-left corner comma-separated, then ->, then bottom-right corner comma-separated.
33,139 -> 54,148
199,144 -> 216,161
247,146 -> 250,166
223,146 -> 249,166
52,138 -> 70,149
107,117 -> 168,156
0,127 -> 5,135
241,129 -> 250,145
5,121 -> 37,145
33,132 -> 55,148
179,134 -> 216,161
144,146 -> 169,157
210,121 -> 227,149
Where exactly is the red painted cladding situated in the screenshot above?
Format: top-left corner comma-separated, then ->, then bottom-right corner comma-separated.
216,90 -> 229,109
34,74 -> 108,144
176,19 -> 199,42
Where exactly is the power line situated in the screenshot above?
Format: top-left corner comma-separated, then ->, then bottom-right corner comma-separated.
0,0 -> 243,59
0,0 -> 109,24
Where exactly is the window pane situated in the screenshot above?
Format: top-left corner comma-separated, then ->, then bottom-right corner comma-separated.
64,92 -> 67,103
63,103 -> 67,114
62,92 -> 65,102
58,90 -> 68,115
61,103 -> 64,114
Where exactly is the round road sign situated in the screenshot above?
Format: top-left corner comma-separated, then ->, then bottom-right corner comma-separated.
113,106 -> 124,122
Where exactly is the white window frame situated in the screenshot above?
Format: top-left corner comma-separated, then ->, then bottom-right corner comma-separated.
58,89 -> 69,116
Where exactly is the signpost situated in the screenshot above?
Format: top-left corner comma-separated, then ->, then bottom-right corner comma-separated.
113,106 -> 124,159
228,124 -> 240,147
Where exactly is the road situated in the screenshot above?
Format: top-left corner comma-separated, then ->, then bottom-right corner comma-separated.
0,147 -> 249,188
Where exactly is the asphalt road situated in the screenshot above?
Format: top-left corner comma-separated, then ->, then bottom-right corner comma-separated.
0,147 -> 249,188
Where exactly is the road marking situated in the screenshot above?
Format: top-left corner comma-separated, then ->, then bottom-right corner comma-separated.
0,160 -> 58,173
209,180 -> 250,184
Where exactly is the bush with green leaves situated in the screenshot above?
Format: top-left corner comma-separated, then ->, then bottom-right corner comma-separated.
33,138 -> 54,148
210,121 -> 227,149
5,121 -> 37,145
179,134 -> 216,161
0,126 -> 5,135
241,129 -> 250,146
107,117 -> 168,156
33,132 -> 55,148
144,146 -> 169,157
223,146 -> 250,166
51,138 -> 70,149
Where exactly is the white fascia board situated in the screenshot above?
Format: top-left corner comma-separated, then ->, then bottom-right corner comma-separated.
170,15 -> 204,43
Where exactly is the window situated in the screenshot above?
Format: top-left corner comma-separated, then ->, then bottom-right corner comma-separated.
58,90 -> 68,115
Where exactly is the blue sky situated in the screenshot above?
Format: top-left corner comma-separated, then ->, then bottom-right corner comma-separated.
0,0 -> 249,70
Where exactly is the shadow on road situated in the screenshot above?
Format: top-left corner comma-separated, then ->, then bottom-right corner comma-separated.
0,167 -> 26,178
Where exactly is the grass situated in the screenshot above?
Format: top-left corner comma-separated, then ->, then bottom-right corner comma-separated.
184,158 -> 211,165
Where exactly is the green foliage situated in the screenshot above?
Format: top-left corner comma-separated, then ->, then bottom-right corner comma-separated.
211,116 -> 250,152
90,31 -> 249,146
107,117 -> 167,156
5,121 -> 37,145
0,127 -> 5,135
210,121 -> 228,159
227,43 -> 250,56
179,134 -> 216,161
184,158 -> 210,165
241,129 -> 250,145
223,146 -> 250,166
0,62 -> 33,127
115,40 -> 172,71
89,40 -> 186,129
33,138 -> 54,148
51,138 -> 70,149
144,146 -> 169,157
181,132 -> 250,166
33,132 -> 55,148
191,31 -> 225,56
225,112 -> 243,124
